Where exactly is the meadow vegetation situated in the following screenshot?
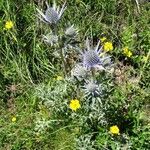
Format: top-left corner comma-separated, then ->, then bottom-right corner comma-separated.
0,0 -> 150,149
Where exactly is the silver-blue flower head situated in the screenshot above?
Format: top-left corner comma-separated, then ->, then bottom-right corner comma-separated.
71,63 -> 88,80
36,1 -> 66,24
83,80 -> 102,97
81,38 -> 113,71
82,38 -> 102,69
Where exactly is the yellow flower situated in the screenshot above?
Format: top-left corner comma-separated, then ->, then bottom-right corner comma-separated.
110,125 -> 120,135
5,21 -> 14,29
12,117 -> 16,122
100,37 -> 107,42
104,42 -> 113,52
123,47 -> 132,57
69,99 -> 81,111
56,76 -> 63,81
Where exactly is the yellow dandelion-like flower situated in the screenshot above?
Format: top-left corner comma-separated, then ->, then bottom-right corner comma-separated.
104,42 -> 113,52
110,125 -> 120,135
12,116 -> 16,122
100,37 -> 107,42
5,21 -> 14,29
123,47 -> 132,57
56,76 -> 63,81
69,99 -> 81,111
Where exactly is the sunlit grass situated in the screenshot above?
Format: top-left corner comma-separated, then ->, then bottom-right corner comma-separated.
0,0 -> 150,149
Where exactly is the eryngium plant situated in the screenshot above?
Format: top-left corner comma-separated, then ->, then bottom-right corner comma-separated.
36,1 -> 66,25
36,1 -> 79,76
81,38 -> 112,71
76,134 -> 96,150
36,2 -> 115,149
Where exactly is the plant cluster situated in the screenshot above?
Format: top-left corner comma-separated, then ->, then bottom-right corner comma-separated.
0,0 -> 149,149
34,1 -> 149,149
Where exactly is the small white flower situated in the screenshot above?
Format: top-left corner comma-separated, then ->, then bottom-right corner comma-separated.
36,1 -> 66,24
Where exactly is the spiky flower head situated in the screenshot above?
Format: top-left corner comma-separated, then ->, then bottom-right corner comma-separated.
81,38 -> 113,72
65,25 -> 78,37
36,1 -> 66,24
71,64 -> 87,80
83,80 -> 101,97
81,38 -> 102,69
42,32 -> 58,46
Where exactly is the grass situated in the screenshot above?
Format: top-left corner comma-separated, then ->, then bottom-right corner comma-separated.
0,0 -> 150,149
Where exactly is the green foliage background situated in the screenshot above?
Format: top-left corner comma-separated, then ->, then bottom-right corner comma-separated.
0,0 -> 150,149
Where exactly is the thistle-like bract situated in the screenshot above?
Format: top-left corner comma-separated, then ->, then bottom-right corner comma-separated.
42,32 -> 58,46
36,1 -> 66,24
71,64 -> 88,80
81,38 -> 102,69
65,25 -> 78,37
81,38 -> 112,71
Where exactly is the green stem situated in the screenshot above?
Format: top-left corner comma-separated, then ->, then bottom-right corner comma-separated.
51,24 -> 57,35
50,24 -> 67,77
59,36 -> 68,77
139,50 -> 150,80
91,67 -> 95,79
60,48 -> 67,77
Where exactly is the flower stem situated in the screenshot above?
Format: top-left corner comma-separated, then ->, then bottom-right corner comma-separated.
91,67 -> 95,79
51,24 -> 57,35
60,48 -> 67,77
59,36 -> 69,77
